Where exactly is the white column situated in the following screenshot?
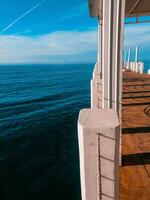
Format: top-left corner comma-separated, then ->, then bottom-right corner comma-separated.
102,0 -> 125,112
97,22 -> 102,75
130,62 -> 133,71
127,48 -> 131,70
139,62 -> 144,74
78,109 -> 120,200
124,51 -> 127,67
133,62 -> 136,72
91,64 -> 102,109
102,0 -> 112,109
135,46 -> 139,63
115,0 -> 125,112
135,62 -> 139,73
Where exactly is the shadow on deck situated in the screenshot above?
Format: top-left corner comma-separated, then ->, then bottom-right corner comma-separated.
122,152 -> 150,166
120,71 -> 150,199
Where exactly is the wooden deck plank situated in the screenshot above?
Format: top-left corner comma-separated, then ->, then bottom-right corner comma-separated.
120,71 -> 150,200
131,134 -> 150,153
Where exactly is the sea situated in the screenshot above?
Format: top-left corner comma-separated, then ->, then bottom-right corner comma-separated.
0,62 -> 149,200
143,60 -> 150,74
0,64 -> 93,200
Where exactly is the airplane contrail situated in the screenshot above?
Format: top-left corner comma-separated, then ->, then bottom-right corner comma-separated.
0,0 -> 46,34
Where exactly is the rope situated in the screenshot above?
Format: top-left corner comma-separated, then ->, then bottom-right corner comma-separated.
97,133 -> 102,200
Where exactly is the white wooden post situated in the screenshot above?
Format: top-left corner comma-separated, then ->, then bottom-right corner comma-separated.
102,0 -> 125,112
78,109 -> 120,200
124,51 -> 127,67
97,22 -> 102,75
102,0 -> 111,109
139,62 -> 144,74
133,62 -> 136,72
127,48 -> 131,70
130,62 -> 133,71
91,64 -> 102,109
135,46 -> 139,63
135,62 -> 139,73
115,0 -> 125,113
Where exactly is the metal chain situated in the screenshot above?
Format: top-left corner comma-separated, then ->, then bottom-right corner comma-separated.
97,132 -> 102,200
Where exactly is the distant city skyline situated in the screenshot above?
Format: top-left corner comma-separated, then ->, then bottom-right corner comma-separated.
0,0 -> 149,64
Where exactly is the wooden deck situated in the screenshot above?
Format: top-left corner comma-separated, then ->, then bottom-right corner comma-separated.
120,71 -> 150,200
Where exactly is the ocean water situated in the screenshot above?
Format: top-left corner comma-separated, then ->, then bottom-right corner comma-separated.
0,64 -> 93,200
143,60 -> 150,73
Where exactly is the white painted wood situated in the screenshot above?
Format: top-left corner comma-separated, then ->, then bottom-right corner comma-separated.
91,64 -> 102,109
128,61 -> 144,74
127,48 -> 131,69
97,23 -> 102,74
139,62 -> 144,74
130,62 -> 133,71
115,0 -> 125,112
124,51 -> 127,66
78,109 -> 120,200
135,62 -> 139,72
102,0 -> 111,109
102,0 -> 125,112
135,46 -> 139,62
133,62 -> 136,72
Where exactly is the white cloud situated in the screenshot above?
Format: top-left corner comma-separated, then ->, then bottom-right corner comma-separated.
124,24 -> 150,59
125,24 -> 150,46
0,30 -> 97,64
0,24 -> 149,64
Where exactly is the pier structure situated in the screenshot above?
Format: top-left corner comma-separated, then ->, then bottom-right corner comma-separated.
78,1 -> 150,200
124,47 -> 144,74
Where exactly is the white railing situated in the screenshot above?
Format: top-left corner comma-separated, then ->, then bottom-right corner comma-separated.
78,64 -> 121,200
124,61 -> 144,74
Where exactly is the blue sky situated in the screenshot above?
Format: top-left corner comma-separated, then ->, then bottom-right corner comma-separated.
0,0 -> 149,64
